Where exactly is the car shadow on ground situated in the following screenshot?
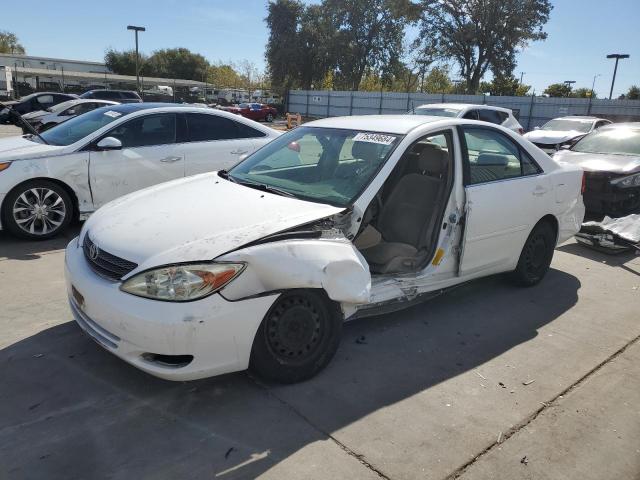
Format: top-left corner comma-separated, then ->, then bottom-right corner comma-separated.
0,269 -> 580,479
557,241 -> 640,277
0,224 -> 82,261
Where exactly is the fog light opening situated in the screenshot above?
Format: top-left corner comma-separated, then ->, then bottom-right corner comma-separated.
141,353 -> 194,368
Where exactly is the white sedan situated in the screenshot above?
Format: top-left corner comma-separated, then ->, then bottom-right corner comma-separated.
0,103 -> 280,239
65,115 -> 585,383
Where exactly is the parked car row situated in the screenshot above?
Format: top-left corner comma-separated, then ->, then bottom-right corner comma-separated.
219,102 -> 278,122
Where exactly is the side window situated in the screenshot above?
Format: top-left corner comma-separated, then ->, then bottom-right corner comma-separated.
463,110 -> 479,120
478,109 -> 502,125
37,95 -> 54,106
107,113 -> 176,148
185,113 -> 264,141
463,127 -> 540,185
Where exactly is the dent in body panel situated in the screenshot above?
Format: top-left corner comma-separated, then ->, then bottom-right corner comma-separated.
217,235 -> 372,307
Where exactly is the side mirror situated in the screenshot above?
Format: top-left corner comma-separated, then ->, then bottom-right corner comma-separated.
96,137 -> 122,151
66,109 -> 76,116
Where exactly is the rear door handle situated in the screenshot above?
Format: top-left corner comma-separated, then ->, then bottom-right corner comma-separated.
160,156 -> 181,163
230,149 -> 248,155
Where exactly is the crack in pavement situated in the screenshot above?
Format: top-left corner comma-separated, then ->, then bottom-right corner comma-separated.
248,374 -> 392,479
445,332 -> 640,480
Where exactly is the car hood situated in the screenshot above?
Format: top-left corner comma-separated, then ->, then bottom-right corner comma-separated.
82,172 -> 345,272
0,136 -> 66,161
553,150 -> 640,174
524,129 -> 584,144
22,109 -> 48,120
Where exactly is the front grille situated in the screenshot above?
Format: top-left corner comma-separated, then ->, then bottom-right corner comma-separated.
83,234 -> 138,281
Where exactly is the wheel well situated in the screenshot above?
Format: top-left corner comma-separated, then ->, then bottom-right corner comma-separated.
2,178 -> 80,222
537,214 -> 559,242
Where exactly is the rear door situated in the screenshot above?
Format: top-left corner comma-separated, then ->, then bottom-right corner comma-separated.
181,112 -> 266,176
458,126 -> 550,277
89,112 -> 184,208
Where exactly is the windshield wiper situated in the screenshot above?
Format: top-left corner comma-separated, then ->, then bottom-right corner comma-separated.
0,101 -> 49,145
236,179 -> 297,198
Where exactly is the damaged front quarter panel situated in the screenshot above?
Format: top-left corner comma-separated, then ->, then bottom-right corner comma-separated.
217,230 -> 372,311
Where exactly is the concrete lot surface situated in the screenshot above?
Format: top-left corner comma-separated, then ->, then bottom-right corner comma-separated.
1,223 -> 639,479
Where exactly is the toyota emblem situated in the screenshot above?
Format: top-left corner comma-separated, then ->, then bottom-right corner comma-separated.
89,243 -> 100,261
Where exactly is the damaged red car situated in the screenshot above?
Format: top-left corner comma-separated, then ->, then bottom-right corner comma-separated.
223,103 -> 277,123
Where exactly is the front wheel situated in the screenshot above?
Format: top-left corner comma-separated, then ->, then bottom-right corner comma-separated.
249,290 -> 343,383
2,180 -> 73,240
511,221 -> 556,286
265,113 -> 274,122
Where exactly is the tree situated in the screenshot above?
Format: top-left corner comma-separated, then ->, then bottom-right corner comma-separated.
209,63 -> 243,88
297,3 -> 337,90
0,31 -> 25,54
624,85 -> 640,100
265,0 -> 304,93
327,0 -> 419,90
415,0 -> 552,93
145,48 -> 209,81
544,83 -> 572,97
421,66 -> 454,93
572,87 -> 595,98
105,49 -> 146,76
479,74 -> 530,96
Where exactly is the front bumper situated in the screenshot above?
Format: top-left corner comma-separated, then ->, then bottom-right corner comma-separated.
64,237 -> 278,381
583,173 -> 640,215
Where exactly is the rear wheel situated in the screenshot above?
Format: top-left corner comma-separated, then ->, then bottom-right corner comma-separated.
2,180 -> 73,240
249,289 -> 342,383
265,113 -> 274,122
511,220 -> 556,286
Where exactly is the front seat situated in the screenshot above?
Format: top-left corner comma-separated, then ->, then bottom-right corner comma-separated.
361,144 -> 449,274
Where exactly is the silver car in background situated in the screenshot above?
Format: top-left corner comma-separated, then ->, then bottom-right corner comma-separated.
21,99 -> 119,132
525,116 -> 612,154
410,103 -> 524,134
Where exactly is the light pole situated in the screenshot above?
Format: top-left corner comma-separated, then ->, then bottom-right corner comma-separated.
606,53 -> 629,100
53,63 -> 65,92
519,72 -> 525,84
127,25 -> 146,93
563,80 -> 576,97
587,74 -> 601,115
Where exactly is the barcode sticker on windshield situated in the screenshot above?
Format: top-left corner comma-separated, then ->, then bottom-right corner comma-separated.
103,111 -> 122,118
353,132 -> 396,145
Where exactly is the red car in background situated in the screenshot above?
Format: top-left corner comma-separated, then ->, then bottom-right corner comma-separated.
223,103 -> 277,122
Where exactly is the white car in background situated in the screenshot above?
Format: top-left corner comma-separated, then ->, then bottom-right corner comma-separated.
0,103 -> 280,239
411,103 -> 524,134
65,115 -> 585,383
21,99 -> 119,132
524,116 -> 612,154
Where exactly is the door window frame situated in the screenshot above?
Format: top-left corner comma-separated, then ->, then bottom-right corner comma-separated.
457,125 -> 544,187
179,112 -> 266,144
90,112 -> 178,151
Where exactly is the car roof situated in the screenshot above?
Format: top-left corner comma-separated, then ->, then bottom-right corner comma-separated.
415,103 -> 511,113
305,114 -> 462,134
600,122 -> 640,130
553,116 -> 601,121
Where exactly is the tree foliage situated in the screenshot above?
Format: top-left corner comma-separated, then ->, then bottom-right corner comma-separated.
480,75 -> 530,96
265,0 -> 304,91
622,85 -> 640,100
543,83 -> 572,97
105,49 -> 145,76
415,0 -> 552,93
0,31 -> 25,54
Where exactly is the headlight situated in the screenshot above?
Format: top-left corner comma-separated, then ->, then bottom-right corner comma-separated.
120,262 -> 245,301
610,173 -> 640,188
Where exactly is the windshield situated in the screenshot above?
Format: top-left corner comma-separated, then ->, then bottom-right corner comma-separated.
541,119 -> 593,133
572,127 -> 640,156
48,100 -> 78,114
39,107 -> 126,146
229,126 -> 400,207
412,107 -> 460,117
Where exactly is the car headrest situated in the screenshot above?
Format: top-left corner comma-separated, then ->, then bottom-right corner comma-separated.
417,143 -> 448,176
477,153 -> 509,166
351,141 -> 381,160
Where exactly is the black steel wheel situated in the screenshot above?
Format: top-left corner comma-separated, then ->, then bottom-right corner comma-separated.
250,290 -> 342,383
265,113 -> 274,122
511,220 -> 556,286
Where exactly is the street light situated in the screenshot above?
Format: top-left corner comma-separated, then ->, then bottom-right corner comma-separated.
563,80 -> 576,97
127,25 -> 146,93
606,53 -> 630,100
590,74 -> 601,98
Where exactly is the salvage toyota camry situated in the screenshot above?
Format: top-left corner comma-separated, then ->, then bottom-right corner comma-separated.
65,115 -> 585,383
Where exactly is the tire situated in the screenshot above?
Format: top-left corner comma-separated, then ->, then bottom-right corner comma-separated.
2,180 -> 73,240
511,220 -> 556,286
249,289 -> 343,383
265,113 -> 274,123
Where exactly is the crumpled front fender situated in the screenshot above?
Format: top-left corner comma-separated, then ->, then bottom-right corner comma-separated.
217,237 -> 371,305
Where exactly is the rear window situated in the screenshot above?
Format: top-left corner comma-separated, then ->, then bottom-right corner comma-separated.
120,91 -> 140,99
185,113 -> 264,141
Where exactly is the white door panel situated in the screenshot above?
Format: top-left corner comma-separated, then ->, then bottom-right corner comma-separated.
90,145 -> 184,208
184,139 -> 255,176
460,175 -> 552,276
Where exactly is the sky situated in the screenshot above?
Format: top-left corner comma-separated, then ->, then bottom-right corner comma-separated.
6,0 -> 640,97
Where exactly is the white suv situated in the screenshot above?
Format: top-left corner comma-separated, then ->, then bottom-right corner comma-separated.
411,103 -> 524,134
